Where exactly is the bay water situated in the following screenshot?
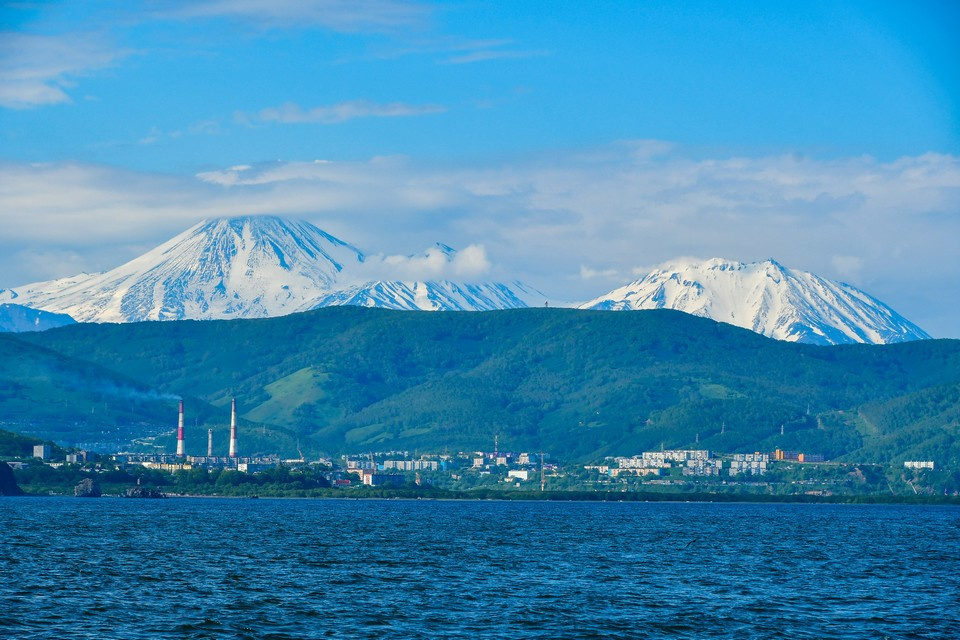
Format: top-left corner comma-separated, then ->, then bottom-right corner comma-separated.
1,498 -> 958,639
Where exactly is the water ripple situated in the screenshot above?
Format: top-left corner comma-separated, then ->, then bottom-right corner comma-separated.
1,498 -> 958,639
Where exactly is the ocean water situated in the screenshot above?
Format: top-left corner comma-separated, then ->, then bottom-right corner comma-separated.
1,498 -> 958,639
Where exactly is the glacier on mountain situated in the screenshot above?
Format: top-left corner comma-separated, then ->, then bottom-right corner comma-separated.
579,258 -> 930,345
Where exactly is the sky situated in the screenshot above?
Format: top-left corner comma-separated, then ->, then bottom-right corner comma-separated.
1,0 -> 958,336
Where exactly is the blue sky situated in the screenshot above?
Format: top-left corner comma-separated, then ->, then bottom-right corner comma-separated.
1,0 -> 958,336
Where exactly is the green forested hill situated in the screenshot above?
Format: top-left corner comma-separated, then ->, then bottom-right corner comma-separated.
12,308 -> 960,463
0,333 -> 179,449
0,333 -> 300,455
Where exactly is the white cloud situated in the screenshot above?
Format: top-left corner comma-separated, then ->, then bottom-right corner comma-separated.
580,266 -> 622,280
138,127 -> 165,145
254,100 -> 446,124
138,119 -> 220,145
451,244 -> 491,277
159,0 -> 431,33
1,144 -> 958,335
349,244 -> 492,284
831,255 -> 864,282
443,49 -> 551,65
0,32 -> 130,109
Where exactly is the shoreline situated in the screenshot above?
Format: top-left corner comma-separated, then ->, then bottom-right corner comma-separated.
12,487 -> 960,506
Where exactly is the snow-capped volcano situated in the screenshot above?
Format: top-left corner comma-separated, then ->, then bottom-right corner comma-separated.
3,217 -> 364,322
1,216 -> 541,322
580,258 -> 930,345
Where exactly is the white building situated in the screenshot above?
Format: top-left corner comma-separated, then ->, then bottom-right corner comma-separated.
728,460 -> 767,476
683,459 -> 724,476
733,453 -> 770,463
381,460 -> 440,471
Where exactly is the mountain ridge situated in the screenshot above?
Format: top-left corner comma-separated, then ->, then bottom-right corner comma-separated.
0,216 -> 928,345
0,303 -> 76,332
580,258 -> 929,345
11,307 -> 960,464
1,216 -> 541,322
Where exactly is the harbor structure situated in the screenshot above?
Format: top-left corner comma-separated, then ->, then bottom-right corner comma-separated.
207,428 -> 213,457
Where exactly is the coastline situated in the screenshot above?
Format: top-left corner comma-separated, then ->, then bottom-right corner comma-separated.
12,487 -> 960,506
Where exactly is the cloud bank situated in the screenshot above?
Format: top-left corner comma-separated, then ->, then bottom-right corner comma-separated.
1,143 -> 957,336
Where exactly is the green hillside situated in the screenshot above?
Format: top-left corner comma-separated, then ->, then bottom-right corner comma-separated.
0,427 -> 63,459
13,308 -> 960,464
0,333 -> 179,450
0,334 -> 297,455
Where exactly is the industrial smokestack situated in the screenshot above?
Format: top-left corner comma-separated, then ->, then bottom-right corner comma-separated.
207,428 -> 213,457
176,400 -> 185,457
229,397 -> 237,458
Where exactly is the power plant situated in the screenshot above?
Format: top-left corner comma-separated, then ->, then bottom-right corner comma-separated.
171,398 -> 241,461
121,397 -> 283,472
176,400 -> 185,458
229,397 -> 238,458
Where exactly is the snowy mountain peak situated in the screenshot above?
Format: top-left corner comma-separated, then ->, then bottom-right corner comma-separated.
186,216 -> 366,277
3,216 -> 366,322
580,258 -> 930,346
0,216 -> 541,322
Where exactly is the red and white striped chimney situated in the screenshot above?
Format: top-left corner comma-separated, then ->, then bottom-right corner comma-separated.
229,397 -> 237,458
176,400 -> 185,457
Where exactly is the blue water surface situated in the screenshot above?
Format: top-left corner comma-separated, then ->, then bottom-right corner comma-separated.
1,498 -> 958,639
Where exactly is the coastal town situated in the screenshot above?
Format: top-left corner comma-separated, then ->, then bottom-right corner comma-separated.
5,434 -> 950,498
2,391 -> 952,498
